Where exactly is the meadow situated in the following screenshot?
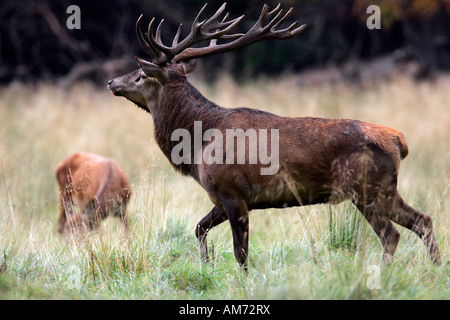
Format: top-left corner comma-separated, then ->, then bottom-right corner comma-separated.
0,74 -> 448,300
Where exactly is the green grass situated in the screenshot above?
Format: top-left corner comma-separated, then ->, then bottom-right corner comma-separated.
0,75 -> 448,299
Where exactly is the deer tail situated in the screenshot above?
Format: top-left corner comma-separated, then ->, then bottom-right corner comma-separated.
361,123 -> 409,163
397,132 -> 409,160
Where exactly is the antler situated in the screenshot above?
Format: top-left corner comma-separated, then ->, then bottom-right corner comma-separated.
136,3 -> 306,65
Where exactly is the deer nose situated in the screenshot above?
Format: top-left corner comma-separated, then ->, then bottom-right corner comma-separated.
108,79 -> 114,85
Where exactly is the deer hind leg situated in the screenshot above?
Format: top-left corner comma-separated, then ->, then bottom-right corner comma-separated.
348,151 -> 403,263
353,198 -> 400,264
85,199 -> 101,232
195,206 -> 227,262
58,194 -> 73,234
119,203 -> 129,240
388,192 -> 441,264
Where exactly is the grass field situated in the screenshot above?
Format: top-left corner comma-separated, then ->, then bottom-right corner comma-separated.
0,74 -> 448,299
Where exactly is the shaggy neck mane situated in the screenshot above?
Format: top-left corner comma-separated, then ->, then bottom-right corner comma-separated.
153,75 -> 227,179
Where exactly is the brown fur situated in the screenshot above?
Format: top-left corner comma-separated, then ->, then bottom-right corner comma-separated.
56,152 -> 131,237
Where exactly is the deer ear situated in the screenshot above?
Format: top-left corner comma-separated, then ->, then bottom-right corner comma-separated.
135,57 -> 169,84
181,59 -> 198,74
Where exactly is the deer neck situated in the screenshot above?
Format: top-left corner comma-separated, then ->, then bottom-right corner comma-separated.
152,77 -> 225,178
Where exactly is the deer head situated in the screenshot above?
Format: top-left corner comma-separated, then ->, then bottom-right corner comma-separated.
108,3 -> 305,114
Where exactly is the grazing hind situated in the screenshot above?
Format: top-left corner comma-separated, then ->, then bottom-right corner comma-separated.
56,152 -> 131,237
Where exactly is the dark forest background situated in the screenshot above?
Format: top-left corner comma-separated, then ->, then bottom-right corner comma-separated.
1,0 -> 449,85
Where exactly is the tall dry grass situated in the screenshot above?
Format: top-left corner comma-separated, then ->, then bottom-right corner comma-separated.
0,74 -> 448,299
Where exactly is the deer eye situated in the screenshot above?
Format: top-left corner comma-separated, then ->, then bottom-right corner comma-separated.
135,75 -> 141,82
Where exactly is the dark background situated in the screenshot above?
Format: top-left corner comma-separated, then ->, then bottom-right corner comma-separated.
1,0 -> 449,85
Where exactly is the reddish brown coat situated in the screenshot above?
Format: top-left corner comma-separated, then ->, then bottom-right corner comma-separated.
56,152 -> 131,236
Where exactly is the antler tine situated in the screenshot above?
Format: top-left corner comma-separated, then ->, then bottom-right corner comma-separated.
275,22 -> 306,39
260,3 -> 282,28
215,12 -> 245,40
208,2 -> 227,24
264,8 -> 284,31
147,18 -> 161,50
192,3 -> 209,27
210,11 -> 236,46
136,14 -> 157,60
155,19 -> 164,44
196,3 -> 244,39
207,15 -> 244,38
271,7 -> 293,30
255,4 -> 270,28
222,12 -> 229,22
255,4 -> 285,31
268,3 -> 281,16
221,33 -> 245,40
172,24 -> 183,46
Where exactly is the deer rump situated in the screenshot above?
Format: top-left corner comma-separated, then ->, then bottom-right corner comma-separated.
56,152 -> 130,235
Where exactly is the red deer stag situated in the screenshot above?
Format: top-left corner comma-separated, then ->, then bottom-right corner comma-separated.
56,152 -> 131,237
108,3 -> 441,268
